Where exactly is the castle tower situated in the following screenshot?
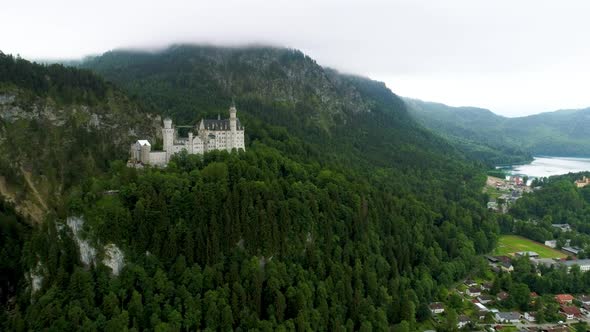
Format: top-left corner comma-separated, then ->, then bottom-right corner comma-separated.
229,105 -> 237,150
162,118 -> 174,158
188,132 -> 194,154
229,105 -> 237,131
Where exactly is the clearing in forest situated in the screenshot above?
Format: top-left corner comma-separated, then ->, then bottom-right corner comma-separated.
493,235 -> 567,259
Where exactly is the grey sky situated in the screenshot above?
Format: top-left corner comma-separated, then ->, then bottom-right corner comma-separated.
2,0 -> 590,116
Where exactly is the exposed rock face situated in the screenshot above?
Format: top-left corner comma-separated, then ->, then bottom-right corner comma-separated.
0,88 -> 160,222
103,243 -> 124,276
66,216 -> 97,266
28,261 -> 44,294
65,216 -> 125,275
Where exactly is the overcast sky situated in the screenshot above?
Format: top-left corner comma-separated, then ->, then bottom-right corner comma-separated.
2,0 -> 590,117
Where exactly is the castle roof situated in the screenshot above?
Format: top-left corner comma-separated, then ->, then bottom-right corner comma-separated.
200,118 -> 244,131
137,140 -> 151,146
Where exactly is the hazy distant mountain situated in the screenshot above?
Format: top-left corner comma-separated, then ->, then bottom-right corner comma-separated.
405,98 -> 590,160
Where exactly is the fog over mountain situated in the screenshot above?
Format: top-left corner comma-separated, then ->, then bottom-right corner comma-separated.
3,0 -> 590,116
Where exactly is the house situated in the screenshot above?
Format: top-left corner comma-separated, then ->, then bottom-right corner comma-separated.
545,240 -> 557,248
457,315 -> 471,329
559,259 -> 590,272
512,176 -> 524,186
500,261 -> 514,272
555,294 -> 574,304
552,224 -> 572,232
477,295 -> 493,304
482,282 -> 493,291
467,286 -> 481,297
495,312 -> 520,323
578,295 -> 590,305
429,302 -> 445,314
560,305 -> 581,319
475,302 -> 489,312
516,251 -> 540,259
464,279 -> 478,287
497,291 -> 510,302
524,312 -> 536,322
486,256 -> 500,263
562,246 -> 582,256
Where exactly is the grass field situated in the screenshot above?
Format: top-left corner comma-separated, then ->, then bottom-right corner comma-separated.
493,235 -> 567,259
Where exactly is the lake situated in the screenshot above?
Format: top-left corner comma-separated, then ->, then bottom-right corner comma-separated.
507,156 -> 590,178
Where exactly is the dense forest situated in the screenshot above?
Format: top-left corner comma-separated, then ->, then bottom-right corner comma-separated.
0,52 -> 107,105
405,97 -> 590,161
1,46 -> 500,330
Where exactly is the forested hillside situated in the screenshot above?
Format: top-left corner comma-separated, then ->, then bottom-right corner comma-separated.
0,52 -> 160,222
406,98 -> 590,162
501,172 -> 590,248
1,46 -> 499,331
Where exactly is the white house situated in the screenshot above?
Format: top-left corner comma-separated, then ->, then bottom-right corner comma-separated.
524,312 -> 536,322
466,286 -> 481,297
475,302 -> 489,312
545,240 -> 557,248
495,312 -> 520,323
560,259 -> 590,272
477,295 -> 493,304
578,295 -> 590,306
429,302 -> 445,315
457,315 -> 471,329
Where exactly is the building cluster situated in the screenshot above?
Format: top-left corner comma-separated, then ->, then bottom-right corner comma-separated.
486,175 -> 532,213
129,105 -> 245,166
430,276 -> 590,331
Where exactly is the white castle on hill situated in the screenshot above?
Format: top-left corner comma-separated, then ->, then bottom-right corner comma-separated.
130,105 -> 245,166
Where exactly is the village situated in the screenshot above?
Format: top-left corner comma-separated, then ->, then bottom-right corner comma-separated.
427,243 -> 590,332
427,273 -> 590,332
485,175 -> 533,213
424,231 -> 590,331
423,241 -> 590,331
420,175 -> 590,331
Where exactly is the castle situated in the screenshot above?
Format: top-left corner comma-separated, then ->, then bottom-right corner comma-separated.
575,176 -> 590,188
130,105 -> 245,166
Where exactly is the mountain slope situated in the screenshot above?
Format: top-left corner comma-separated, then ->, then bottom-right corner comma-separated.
406,98 -> 590,161
3,46 -> 498,331
82,45 -> 462,171
0,52 -> 160,222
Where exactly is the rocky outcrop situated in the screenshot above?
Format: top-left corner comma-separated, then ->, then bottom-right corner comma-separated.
66,216 -> 97,266
103,243 -> 124,276
65,216 -> 125,275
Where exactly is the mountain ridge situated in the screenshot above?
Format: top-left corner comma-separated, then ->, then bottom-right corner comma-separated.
405,97 -> 590,161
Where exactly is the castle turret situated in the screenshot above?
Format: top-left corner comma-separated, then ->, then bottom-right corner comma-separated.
229,105 -> 237,132
162,118 -> 174,158
138,140 -> 151,164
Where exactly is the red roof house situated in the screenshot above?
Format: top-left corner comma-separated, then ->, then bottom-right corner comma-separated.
555,294 -> 574,304
560,305 -> 581,319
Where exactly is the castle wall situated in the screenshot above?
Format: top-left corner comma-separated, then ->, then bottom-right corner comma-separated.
148,151 -> 167,166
